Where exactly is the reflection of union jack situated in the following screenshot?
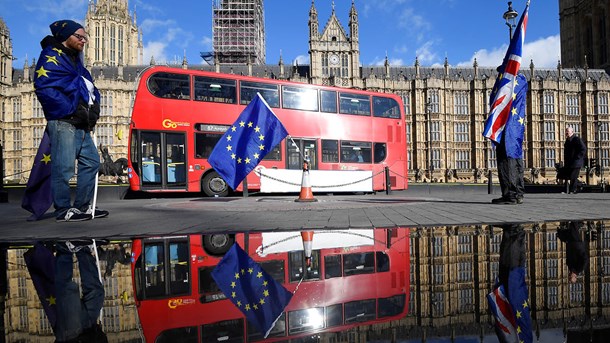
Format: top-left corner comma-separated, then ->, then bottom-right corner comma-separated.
483,2 -> 529,144
487,284 -> 518,342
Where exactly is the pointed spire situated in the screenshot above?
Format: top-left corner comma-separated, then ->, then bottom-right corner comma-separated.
444,56 -> 449,77
473,58 -> 478,77
150,55 -> 155,65
182,50 -> 188,69
529,59 -> 535,79
415,56 -> 420,78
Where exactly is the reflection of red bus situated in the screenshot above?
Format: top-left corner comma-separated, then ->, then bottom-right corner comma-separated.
127,66 -> 407,196
131,229 -> 410,342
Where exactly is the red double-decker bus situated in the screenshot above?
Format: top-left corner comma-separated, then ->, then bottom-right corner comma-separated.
131,228 -> 410,342
127,66 -> 408,196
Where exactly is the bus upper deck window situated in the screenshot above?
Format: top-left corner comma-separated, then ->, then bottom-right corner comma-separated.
282,86 -> 319,111
194,76 -> 236,104
320,90 -> 337,113
339,93 -> 370,116
240,81 -> 279,108
148,72 -> 190,100
373,96 -> 401,119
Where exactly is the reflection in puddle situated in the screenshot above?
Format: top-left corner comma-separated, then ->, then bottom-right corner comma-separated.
3,221 -> 609,342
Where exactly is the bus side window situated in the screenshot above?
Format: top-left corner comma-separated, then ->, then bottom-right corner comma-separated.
240,81 -> 279,108
195,132 -> 222,158
339,92 -> 370,116
194,76 -> 236,104
148,72 -> 190,100
321,140 -> 339,163
373,96 -> 401,119
374,142 -> 387,163
282,85 -> 319,111
320,90 -> 337,113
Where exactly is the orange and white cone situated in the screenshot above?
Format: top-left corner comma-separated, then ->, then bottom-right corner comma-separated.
295,158 -> 317,202
301,231 -> 314,267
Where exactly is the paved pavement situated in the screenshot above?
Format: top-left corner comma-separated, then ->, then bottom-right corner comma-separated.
1,184 -> 609,245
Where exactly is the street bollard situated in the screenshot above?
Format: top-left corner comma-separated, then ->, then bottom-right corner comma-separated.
487,170 -> 493,194
385,166 -> 391,195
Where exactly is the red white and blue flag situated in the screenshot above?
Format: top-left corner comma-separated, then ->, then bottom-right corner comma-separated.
487,267 -> 533,343
484,1 -> 529,144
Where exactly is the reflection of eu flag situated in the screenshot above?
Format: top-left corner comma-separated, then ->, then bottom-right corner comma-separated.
211,243 -> 292,338
21,131 -> 53,221
502,74 -> 527,159
208,93 -> 288,190
487,267 -> 533,343
24,242 -> 57,332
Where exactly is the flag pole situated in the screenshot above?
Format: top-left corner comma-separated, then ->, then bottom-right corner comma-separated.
91,131 -> 99,220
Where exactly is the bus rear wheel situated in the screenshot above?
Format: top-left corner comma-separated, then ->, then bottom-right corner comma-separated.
202,171 -> 229,197
203,234 -> 235,256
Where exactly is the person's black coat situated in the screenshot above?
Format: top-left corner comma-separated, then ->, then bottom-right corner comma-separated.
564,135 -> 587,168
557,221 -> 588,275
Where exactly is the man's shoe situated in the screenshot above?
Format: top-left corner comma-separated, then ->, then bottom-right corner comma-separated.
85,207 -> 109,218
494,198 -> 517,205
56,208 -> 92,222
516,198 -> 524,204
491,197 -> 506,204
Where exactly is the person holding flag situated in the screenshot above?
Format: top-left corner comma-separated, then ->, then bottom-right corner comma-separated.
208,93 -> 288,191
484,1 -> 529,205
29,19 -> 108,221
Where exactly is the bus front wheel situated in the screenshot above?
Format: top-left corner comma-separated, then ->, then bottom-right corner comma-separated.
203,234 -> 235,256
202,171 -> 229,197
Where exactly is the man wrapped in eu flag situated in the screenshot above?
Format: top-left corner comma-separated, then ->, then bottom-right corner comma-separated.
31,19 -> 108,222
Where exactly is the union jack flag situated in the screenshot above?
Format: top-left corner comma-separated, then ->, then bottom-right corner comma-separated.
484,1 -> 529,144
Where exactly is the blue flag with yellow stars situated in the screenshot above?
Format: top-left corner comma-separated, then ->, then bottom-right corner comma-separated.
24,242 -> 57,332
502,73 -> 528,159
21,130 -> 53,221
507,267 -> 533,343
208,93 -> 288,190
34,39 -> 99,120
211,243 -> 292,338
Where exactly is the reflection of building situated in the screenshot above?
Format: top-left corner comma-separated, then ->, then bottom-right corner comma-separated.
311,222 -> 610,341
1,1 -> 610,186
559,0 -> 610,72
3,245 -> 140,342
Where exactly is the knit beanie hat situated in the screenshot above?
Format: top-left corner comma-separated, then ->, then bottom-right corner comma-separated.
49,20 -> 83,42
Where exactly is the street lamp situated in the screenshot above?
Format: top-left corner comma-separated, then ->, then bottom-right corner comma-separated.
503,2 -> 519,40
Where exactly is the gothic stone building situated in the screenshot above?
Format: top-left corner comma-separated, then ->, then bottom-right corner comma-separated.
1,0 -> 609,187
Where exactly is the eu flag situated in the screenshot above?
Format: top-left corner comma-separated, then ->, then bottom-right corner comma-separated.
208,93 -> 288,190
487,267 -> 533,343
484,2 -> 529,144
24,242 -> 57,332
21,130 -> 53,221
211,243 -> 292,338
503,73 -> 528,159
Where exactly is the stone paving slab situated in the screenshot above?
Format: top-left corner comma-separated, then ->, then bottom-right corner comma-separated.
1,186 -> 609,245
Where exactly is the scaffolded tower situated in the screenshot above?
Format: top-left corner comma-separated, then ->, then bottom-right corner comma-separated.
212,0 -> 266,65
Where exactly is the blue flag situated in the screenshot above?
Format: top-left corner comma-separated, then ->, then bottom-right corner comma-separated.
211,243 -> 292,338
503,73 -> 528,159
487,267 -> 533,343
208,93 -> 288,190
24,242 -> 57,332
21,130 -> 53,221
484,2 -> 529,144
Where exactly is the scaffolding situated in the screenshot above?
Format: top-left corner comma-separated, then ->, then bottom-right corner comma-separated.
212,0 -> 266,65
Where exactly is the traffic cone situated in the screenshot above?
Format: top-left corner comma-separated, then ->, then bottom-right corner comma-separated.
301,231 -> 314,267
295,158 -> 317,202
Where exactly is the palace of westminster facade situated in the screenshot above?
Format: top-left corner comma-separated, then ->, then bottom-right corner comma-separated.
0,0 -> 609,187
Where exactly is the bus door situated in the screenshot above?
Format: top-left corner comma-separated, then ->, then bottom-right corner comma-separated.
287,138 -> 317,170
139,131 -> 187,189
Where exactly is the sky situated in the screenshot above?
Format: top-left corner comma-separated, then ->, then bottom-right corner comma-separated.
1,0 -> 561,69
